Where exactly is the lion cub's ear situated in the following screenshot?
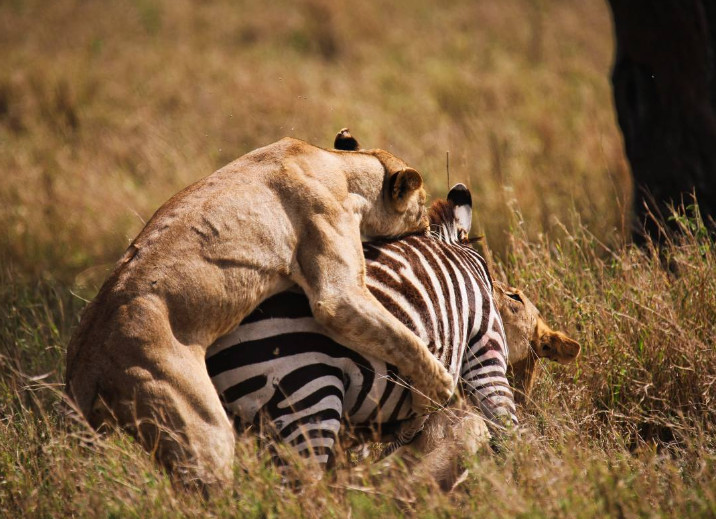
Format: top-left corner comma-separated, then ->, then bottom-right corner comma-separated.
334,128 -> 360,151
389,168 -> 424,211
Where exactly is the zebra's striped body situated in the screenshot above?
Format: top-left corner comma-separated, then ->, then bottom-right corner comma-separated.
206,185 -> 517,467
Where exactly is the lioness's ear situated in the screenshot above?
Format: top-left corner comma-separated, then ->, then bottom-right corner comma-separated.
389,168 -> 423,209
447,183 -> 472,233
334,128 -> 360,151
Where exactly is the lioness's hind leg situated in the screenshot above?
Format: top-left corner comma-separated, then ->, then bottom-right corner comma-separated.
125,348 -> 236,487
70,298 -> 235,487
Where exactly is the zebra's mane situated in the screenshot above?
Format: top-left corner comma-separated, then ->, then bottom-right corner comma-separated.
427,197 -> 492,285
428,198 -> 461,244
427,198 -> 454,226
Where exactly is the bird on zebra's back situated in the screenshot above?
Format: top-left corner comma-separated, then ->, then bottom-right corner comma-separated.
206,182 -> 517,479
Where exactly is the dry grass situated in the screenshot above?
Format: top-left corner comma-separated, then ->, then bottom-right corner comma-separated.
2,0 -> 714,517
2,215 -> 715,518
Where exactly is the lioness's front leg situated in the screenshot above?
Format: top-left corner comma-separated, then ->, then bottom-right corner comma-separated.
294,214 -> 455,410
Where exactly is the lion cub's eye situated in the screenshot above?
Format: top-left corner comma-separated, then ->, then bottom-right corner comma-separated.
506,292 -> 523,304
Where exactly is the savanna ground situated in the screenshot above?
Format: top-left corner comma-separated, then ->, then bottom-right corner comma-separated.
1,0 -> 714,517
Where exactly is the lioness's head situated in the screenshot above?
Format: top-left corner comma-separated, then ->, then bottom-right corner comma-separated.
334,128 -> 429,239
381,165 -> 429,237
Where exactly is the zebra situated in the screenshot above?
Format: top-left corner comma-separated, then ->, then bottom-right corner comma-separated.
206,183 -> 517,470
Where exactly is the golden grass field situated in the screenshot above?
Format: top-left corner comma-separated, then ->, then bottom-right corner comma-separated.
1,0 -> 714,517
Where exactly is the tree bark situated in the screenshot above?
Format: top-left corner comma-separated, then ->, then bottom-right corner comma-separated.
607,0 -> 716,242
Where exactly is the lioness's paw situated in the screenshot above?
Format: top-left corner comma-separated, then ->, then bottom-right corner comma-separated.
432,364 -> 456,402
411,364 -> 455,412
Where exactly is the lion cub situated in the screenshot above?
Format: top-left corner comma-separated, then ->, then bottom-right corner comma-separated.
393,283 -> 580,491
65,133 -> 454,485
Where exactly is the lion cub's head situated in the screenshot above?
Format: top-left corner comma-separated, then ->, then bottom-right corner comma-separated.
493,281 -> 581,402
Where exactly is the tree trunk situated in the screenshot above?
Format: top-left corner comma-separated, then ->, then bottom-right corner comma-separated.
607,0 -> 716,242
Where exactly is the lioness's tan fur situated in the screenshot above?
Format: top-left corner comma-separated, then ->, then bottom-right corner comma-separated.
65,136 -> 454,485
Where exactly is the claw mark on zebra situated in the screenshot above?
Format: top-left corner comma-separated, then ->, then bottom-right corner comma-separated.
206,183 -> 517,473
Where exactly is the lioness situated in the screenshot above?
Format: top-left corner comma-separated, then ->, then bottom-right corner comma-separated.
65,134 -> 454,485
